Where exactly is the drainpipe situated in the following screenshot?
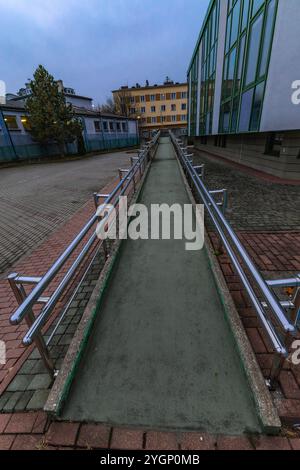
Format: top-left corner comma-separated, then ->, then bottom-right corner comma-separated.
0,105 -> 18,160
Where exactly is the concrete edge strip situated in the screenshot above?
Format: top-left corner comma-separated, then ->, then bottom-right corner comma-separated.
44,147 -> 157,417
173,144 -> 281,435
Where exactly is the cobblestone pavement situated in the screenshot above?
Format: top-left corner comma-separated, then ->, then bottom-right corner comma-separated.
0,176 -> 119,390
193,149 -> 300,231
0,253 -> 105,412
0,413 -> 299,450
0,150 -> 136,275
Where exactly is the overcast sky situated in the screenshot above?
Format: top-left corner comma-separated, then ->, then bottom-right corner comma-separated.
0,0 -> 210,105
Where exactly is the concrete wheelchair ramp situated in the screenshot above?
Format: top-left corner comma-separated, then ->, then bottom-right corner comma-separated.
61,138 -> 264,434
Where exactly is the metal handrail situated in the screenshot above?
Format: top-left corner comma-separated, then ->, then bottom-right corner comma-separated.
23,132 -> 160,346
9,132 -> 160,375
170,131 -> 296,384
10,132 -> 160,327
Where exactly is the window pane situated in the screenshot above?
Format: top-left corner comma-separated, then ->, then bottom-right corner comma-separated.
225,13 -> 232,53
245,13 -> 263,85
235,34 -> 246,94
250,82 -> 264,131
4,115 -> 18,130
231,96 -> 240,132
259,0 -> 276,77
230,0 -> 241,47
239,88 -> 254,132
220,102 -> 231,133
242,0 -> 250,30
252,0 -> 264,17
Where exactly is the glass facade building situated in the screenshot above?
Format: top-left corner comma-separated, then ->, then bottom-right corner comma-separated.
187,0 -> 300,180
188,0 -> 278,136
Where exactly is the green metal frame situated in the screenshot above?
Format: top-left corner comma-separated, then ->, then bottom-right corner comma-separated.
188,0 -> 220,137
219,0 -> 278,135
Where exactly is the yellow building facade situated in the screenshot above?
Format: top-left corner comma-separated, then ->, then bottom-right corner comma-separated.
112,82 -> 188,135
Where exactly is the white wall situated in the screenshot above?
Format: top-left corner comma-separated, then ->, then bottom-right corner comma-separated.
260,0 -> 300,132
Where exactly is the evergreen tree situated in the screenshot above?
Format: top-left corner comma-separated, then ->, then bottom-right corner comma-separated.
25,65 -> 82,155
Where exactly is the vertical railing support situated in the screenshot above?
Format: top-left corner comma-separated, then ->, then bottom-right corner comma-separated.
8,273 -> 55,379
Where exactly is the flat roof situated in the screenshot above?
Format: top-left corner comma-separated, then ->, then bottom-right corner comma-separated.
112,82 -> 187,93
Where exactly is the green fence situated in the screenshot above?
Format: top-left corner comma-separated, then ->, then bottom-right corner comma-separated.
86,136 -> 139,152
0,136 -> 139,163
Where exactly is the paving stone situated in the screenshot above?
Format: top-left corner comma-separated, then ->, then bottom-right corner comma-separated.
254,436 -> 291,450
14,390 -> 34,411
180,432 -> 216,450
0,413 -> 11,433
7,374 -> 32,392
0,392 -> 13,410
0,435 -> 15,450
110,428 -> 144,450
11,434 -> 45,450
26,390 -> 50,410
2,391 -> 23,412
19,359 -> 37,375
27,374 -> 52,391
145,431 -> 178,450
46,422 -> 80,447
77,424 -> 111,449
5,412 -> 38,434
217,435 -> 253,450
289,439 -> 300,450
30,361 -> 48,375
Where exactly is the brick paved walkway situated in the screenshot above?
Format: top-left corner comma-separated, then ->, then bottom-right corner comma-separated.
0,150 -> 135,275
0,176 -> 119,391
0,148 -> 300,450
0,412 -> 299,450
193,149 -> 300,231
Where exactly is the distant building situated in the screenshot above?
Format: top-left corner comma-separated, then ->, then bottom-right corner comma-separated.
16,79 -> 94,110
0,81 -> 139,162
187,0 -> 300,180
112,78 -> 188,137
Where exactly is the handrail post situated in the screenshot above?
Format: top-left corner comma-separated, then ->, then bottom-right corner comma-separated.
8,273 -> 55,379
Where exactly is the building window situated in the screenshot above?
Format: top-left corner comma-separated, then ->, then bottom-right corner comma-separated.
116,122 -> 121,132
122,122 -> 127,132
181,103 -> 187,111
140,95 -> 145,102
109,122 -> 115,132
181,92 -> 187,99
151,106 -> 156,113
181,115 -> 187,122
161,94 -> 166,100
130,97 -> 135,104
21,116 -> 32,131
151,117 -> 157,123
161,105 -> 166,112
161,116 -> 166,123
150,95 -> 155,101
94,121 -> 101,133
4,115 -> 19,130
130,108 -> 136,114
171,93 -> 176,100
171,104 -> 176,111
103,121 -> 109,132
141,107 -> 146,113
220,0 -> 278,134
265,133 -> 283,157
171,115 -> 176,122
